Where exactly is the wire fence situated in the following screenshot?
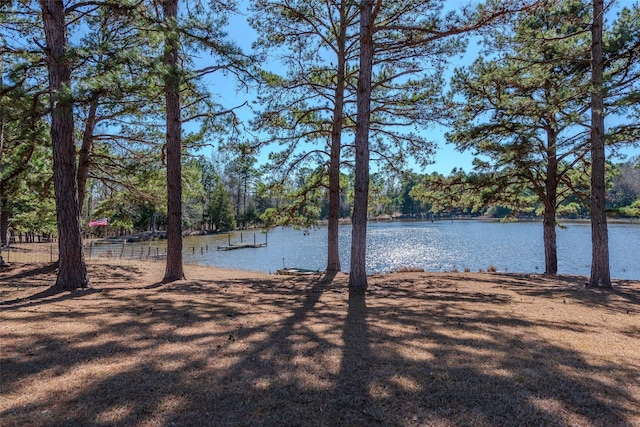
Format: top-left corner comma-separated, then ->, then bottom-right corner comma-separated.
1,243 -> 59,264
85,241 -> 170,262
1,241 -> 167,264
0,240 -> 222,265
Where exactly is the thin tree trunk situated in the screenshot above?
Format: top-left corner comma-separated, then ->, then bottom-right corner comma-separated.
542,199 -> 558,275
0,198 -> 8,248
162,0 -> 185,282
0,56 -> 5,262
242,178 -> 247,226
543,128 -> 558,275
40,0 -> 89,290
349,0 -> 377,292
324,0 -> 350,281
77,98 -> 99,215
542,211 -> 557,274
588,0 -> 611,288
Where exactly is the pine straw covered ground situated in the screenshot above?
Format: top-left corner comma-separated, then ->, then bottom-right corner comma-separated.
1,260 -> 639,427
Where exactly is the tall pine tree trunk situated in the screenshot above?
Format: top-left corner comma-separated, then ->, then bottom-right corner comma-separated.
0,56 -> 5,263
348,0 -> 376,292
162,0 -> 185,282
588,0 -> 611,288
40,0 -> 89,290
542,194 -> 558,275
542,209 -> 558,274
543,128 -> 558,275
324,0 -> 350,280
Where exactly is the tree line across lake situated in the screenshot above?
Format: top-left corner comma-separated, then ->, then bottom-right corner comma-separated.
4,154 -> 639,244
1,0 -> 638,289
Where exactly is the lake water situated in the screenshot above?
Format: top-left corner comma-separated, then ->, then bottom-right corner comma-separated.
177,220 -> 640,280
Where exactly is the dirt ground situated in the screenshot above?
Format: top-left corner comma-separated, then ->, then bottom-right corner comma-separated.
1,260 -> 639,427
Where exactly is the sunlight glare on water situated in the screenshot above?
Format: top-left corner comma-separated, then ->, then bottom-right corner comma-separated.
161,220 -> 638,279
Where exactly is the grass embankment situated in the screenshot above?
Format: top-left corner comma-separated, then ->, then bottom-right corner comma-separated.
1,260 -> 639,426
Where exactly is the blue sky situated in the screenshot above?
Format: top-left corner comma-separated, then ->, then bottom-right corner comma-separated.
199,0 -> 638,176
196,1 -> 479,175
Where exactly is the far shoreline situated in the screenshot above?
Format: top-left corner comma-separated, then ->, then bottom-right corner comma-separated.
90,215 -> 640,244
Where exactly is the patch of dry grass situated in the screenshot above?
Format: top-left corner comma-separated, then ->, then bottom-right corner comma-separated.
1,260 -> 639,426
393,266 -> 425,273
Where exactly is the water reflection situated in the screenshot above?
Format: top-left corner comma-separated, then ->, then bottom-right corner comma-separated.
100,220 -> 640,279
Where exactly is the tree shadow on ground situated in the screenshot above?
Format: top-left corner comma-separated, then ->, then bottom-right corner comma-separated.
326,291 -> 383,424
0,287 -> 102,308
0,262 -> 59,280
0,263 -> 143,308
1,270 -> 639,426
442,272 -> 640,310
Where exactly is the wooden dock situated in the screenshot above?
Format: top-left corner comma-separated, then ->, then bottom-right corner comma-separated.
216,232 -> 268,251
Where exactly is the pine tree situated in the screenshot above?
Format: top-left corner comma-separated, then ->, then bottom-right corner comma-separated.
446,1 -> 594,275
588,0 -> 610,287
162,0 -> 185,283
39,0 -> 89,290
